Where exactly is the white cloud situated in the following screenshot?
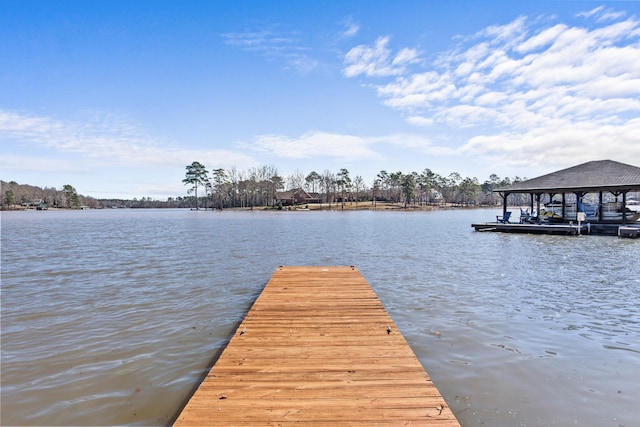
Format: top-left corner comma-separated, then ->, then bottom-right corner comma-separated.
286,55 -> 319,74
476,16 -> 528,48
342,8 -> 640,170
0,154 -> 85,174
343,37 -> 418,78
577,6 -> 626,23
475,91 -> 508,106
576,6 -> 604,19
393,47 -> 419,66
341,20 -> 360,38
376,71 -> 456,109
462,118 -> 640,170
406,116 -> 434,127
222,30 -> 317,73
0,109 -> 256,171
597,10 -> 627,23
250,131 -> 381,160
247,130 -> 457,163
516,24 -> 567,53
381,133 -> 457,156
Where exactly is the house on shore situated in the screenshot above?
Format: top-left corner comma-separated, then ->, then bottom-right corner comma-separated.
275,189 -> 321,206
20,199 -> 48,210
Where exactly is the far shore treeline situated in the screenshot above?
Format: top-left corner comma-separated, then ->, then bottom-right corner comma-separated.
179,162 -> 543,210
2,163 -> 531,211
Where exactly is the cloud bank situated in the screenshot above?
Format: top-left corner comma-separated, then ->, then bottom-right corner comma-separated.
0,109 -> 255,173
343,7 -> 640,170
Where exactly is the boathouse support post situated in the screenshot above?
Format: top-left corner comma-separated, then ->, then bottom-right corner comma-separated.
599,191 -> 604,222
529,193 -> 534,214
562,193 -> 566,219
500,192 -> 508,216
535,193 -> 543,216
575,191 -> 586,220
611,191 -> 625,225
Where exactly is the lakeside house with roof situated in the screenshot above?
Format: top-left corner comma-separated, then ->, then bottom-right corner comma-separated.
275,189 -> 320,206
474,160 -> 640,236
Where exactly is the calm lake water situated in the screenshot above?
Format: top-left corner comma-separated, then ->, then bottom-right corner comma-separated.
2,208 -> 639,426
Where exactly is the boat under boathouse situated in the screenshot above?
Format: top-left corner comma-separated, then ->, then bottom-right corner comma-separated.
473,160 -> 640,236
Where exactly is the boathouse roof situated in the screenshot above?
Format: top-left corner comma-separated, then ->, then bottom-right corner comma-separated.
495,160 -> 640,194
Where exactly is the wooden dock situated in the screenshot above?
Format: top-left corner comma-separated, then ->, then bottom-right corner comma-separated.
472,222 -> 589,235
174,266 -> 459,426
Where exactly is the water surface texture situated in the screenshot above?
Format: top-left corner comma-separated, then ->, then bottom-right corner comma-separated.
2,209 -> 639,426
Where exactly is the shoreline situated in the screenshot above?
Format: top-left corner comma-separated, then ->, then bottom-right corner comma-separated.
1,202 -> 490,212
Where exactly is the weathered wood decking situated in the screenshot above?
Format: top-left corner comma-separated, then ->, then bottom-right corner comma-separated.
174,266 -> 459,426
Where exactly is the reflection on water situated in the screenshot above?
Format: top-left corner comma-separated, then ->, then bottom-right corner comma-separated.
2,208 -> 639,426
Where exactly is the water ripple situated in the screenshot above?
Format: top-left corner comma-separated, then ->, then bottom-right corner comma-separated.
2,208 -> 639,426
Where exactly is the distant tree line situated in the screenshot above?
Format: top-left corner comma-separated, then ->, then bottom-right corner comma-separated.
0,163 -> 530,211
1,181 -> 91,209
1,180 -> 189,210
181,161 -> 530,210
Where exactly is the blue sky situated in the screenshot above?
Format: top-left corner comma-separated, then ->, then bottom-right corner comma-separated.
2,1 -> 639,199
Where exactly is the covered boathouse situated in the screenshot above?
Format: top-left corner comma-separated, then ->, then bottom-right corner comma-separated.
473,160 -> 640,236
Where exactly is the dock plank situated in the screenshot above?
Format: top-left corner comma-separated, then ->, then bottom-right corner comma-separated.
173,266 -> 459,426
